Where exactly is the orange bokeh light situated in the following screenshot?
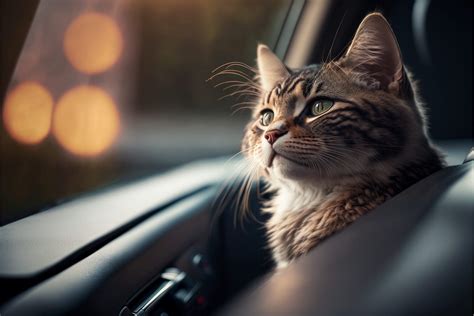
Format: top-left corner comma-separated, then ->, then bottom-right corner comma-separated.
3,81 -> 53,144
63,12 -> 123,74
53,85 -> 120,156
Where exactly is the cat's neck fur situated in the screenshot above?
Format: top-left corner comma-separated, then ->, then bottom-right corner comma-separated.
264,148 -> 443,268
267,176 -> 341,217
266,176 -> 362,231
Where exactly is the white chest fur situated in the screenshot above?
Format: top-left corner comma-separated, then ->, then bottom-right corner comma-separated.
269,183 -> 327,222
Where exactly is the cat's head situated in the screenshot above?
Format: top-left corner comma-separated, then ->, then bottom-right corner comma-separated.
242,13 -> 431,185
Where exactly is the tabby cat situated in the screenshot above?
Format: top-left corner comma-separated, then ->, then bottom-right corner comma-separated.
240,13 -> 444,268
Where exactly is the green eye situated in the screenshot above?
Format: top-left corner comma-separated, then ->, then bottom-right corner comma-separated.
260,110 -> 274,126
310,100 -> 334,116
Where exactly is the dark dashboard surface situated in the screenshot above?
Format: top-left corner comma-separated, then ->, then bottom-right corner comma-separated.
0,144 -> 472,316
0,160 -> 228,278
0,159 -> 232,308
219,160 -> 473,316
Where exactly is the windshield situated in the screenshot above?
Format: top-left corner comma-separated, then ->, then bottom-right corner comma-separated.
0,0 -> 292,225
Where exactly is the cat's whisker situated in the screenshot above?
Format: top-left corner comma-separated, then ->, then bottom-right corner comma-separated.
234,168 -> 254,227
226,146 -> 258,164
218,86 -> 261,100
214,80 -> 254,89
212,62 -> 257,75
214,83 -> 261,98
319,152 -> 363,177
219,92 -> 256,102
210,61 -> 257,74
223,87 -> 260,97
207,69 -> 256,84
224,62 -> 258,73
211,145 -> 263,222
325,11 -> 347,64
213,70 -> 254,84
221,85 -> 261,96
219,68 -> 254,79
231,105 -> 256,115
211,159 -> 255,227
231,100 -> 257,108
210,61 -> 244,73
221,82 -> 260,92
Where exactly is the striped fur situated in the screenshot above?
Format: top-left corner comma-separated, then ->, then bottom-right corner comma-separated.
240,13 -> 444,268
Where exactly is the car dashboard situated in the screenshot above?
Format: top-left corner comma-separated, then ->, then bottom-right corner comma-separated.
0,141 -> 472,316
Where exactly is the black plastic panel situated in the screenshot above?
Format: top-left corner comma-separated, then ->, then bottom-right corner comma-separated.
0,159 -> 230,304
1,188 -> 216,316
0,160 -> 227,278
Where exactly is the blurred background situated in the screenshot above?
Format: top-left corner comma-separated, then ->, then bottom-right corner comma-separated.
0,0 -> 290,224
1,0 -> 472,225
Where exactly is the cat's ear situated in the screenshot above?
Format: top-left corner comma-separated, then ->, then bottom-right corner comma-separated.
257,44 -> 290,91
340,13 -> 405,94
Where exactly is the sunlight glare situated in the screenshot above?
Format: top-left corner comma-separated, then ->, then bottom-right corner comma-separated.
63,12 -> 123,74
53,85 -> 120,156
3,81 -> 53,144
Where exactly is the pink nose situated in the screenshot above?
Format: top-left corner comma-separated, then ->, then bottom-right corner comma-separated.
264,129 -> 287,145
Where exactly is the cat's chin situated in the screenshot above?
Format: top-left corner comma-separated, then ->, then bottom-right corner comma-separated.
270,154 -> 315,180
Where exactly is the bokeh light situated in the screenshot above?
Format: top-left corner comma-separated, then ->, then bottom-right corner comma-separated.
53,85 -> 120,156
3,81 -> 53,144
63,12 -> 123,74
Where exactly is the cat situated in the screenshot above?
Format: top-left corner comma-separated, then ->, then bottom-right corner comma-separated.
240,13 -> 445,268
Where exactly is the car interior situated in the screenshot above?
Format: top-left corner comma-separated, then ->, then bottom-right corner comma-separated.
0,0 -> 472,315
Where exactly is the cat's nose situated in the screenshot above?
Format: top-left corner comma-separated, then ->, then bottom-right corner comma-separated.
264,129 -> 287,145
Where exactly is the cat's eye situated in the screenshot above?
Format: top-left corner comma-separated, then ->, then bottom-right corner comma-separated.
260,110 -> 274,126
310,100 -> 334,116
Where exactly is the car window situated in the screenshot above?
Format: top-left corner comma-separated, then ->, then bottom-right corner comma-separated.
0,0 -> 291,225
